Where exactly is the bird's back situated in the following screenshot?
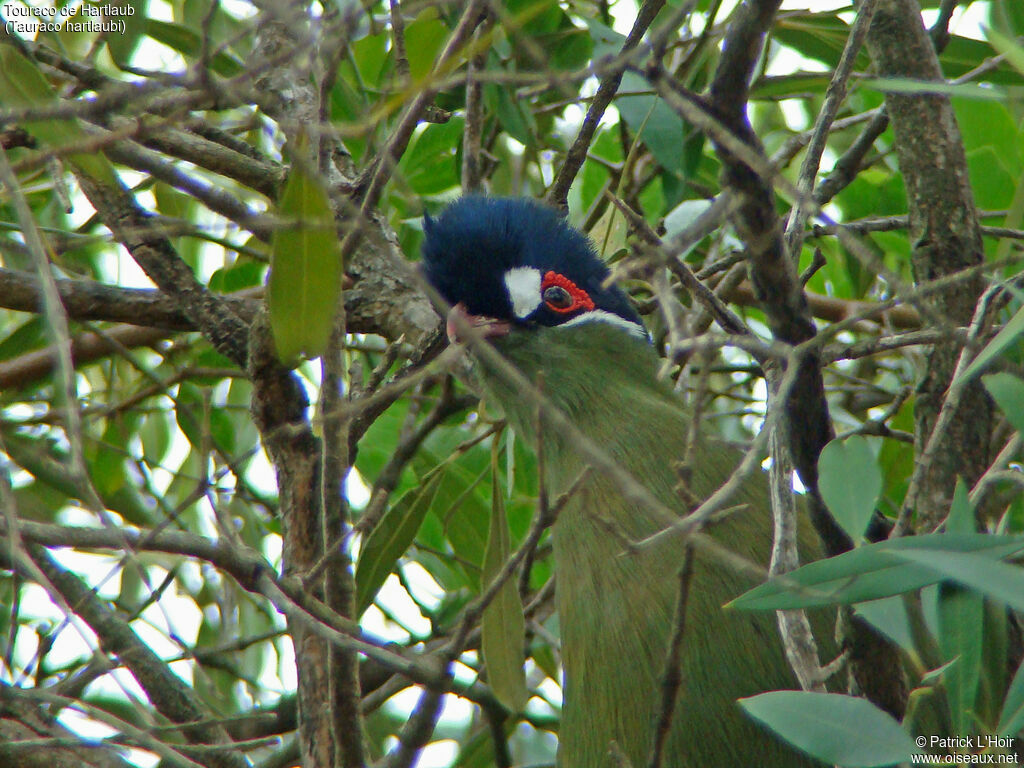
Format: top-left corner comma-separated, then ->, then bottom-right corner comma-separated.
488,323 -> 820,767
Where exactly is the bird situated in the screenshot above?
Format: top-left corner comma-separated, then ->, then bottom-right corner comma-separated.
421,196 -> 822,768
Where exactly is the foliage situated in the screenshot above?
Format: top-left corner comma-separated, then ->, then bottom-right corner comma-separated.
0,0 -> 1022,767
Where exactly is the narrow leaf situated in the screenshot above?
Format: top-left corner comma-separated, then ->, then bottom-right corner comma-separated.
818,436 -> 882,541
0,48 -> 117,185
105,0 -> 149,67
864,77 -> 1012,101
959,303 -> 1024,382
983,373 -> 1024,436
480,459 -> 527,712
947,478 -> 975,534
938,583 -> 984,735
986,26 -> 1024,76
854,595 -> 917,653
998,658 -> 1024,735
355,471 -> 443,616
618,70 -> 687,175
268,146 -> 343,363
740,691 -> 917,767
890,550 -> 1024,613
662,199 -> 713,260
143,19 -> 245,76
730,534 -> 1024,611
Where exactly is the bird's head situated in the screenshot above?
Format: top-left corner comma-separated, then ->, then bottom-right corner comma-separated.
422,197 -> 671,467
420,197 -> 647,345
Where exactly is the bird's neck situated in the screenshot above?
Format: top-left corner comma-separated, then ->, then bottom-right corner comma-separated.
481,325 -> 693,765
482,323 -> 672,465
480,323 -> 685,550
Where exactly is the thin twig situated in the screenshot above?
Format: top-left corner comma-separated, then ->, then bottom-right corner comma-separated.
461,14 -> 492,192
389,0 -> 411,87
893,283 -> 1006,536
546,0 -> 671,209
606,192 -> 751,339
645,547 -> 695,768
968,434 -> 1023,512
785,0 -> 877,256
354,0 -> 487,214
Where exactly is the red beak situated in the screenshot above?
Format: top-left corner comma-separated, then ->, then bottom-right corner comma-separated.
446,302 -> 512,344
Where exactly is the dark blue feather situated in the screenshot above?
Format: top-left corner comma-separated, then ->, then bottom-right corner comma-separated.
421,197 -> 642,329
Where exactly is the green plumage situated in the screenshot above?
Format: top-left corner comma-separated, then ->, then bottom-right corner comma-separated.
473,321 -> 823,767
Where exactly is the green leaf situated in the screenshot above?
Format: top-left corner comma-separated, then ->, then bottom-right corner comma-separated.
506,0 -> 561,34
986,26 -> 1024,76
958,304 -> 1024,383
0,48 -> 117,185
953,98 -> 1021,174
854,594 -> 919,653
400,118 -> 462,195
356,471 -> 443,617
208,405 -> 237,455
938,583 -> 984,735
143,19 -> 244,76
268,146 -> 343,363
91,421 -> 129,498
942,33 -> 1024,84
947,478 -> 975,535
139,411 -> 172,466
452,727 -> 497,768
208,260 -> 266,294
979,600 -> 1010,726
983,373 -> 1024,436
404,8 -> 448,82
105,0 -> 150,67
487,82 -> 535,147
890,549 -> 1024,613
662,199 -> 713,259
617,70 -> 686,175
0,317 -> 47,364
153,181 -> 197,220
836,169 -> 908,222
583,16 -> 623,61
965,146 -> 1018,209
175,381 -> 206,448
3,433 -> 154,525
990,0 -> 1024,38
431,466 -> 490,579
530,636 -> 559,683
352,32 -> 389,88
581,18 -> 685,173
547,22 -> 592,71
739,691 -> 917,767
775,13 -> 1019,84
730,534 -> 1024,611
864,77 -> 1013,101
773,14 -> 866,71
589,200 -> 627,260
42,5 -> 94,58
818,436 -> 882,541
998,657 -> 1024,735
480,457 -> 527,712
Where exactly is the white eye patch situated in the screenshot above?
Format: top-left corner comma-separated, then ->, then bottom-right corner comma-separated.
503,267 -> 542,319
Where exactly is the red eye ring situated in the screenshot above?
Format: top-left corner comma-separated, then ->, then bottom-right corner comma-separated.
541,271 -> 595,314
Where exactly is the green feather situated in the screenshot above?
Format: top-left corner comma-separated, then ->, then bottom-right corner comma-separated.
474,321 -> 824,767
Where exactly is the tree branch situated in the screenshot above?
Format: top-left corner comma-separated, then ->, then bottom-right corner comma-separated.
864,0 -> 991,531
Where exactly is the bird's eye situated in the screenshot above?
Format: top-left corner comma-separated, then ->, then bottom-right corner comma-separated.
543,285 -> 573,310
540,271 -> 595,315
